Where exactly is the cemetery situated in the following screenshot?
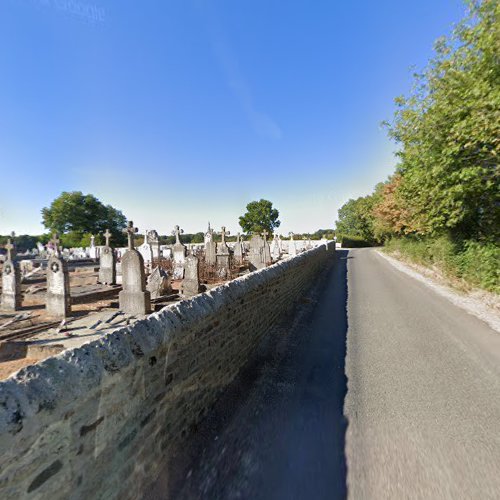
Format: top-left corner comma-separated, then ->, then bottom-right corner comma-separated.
0,224 -> 327,381
0,215 -> 334,498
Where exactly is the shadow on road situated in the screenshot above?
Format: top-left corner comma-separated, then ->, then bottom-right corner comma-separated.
146,250 -> 349,500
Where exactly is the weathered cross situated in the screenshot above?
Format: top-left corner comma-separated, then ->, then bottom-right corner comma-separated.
172,225 -> 184,245
104,229 -> 112,247
51,233 -> 61,255
5,237 -> 14,262
261,230 -> 269,242
123,221 -> 138,249
220,226 -> 230,244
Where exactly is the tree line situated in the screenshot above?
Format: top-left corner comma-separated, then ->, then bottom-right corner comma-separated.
336,1 -> 499,291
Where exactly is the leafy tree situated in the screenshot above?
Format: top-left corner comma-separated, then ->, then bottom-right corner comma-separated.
336,195 -> 379,244
384,0 -> 500,241
41,191 -> 127,246
239,199 -> 281,235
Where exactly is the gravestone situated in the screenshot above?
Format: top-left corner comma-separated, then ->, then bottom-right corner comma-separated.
147,266 -> 171,299
46,234 -> 71,318
1,234 -> 22,310
147,230 -> 161,260
204,222 -> 217,266
248,234 -> 265,271
216,226 -> 231,279
262,230 -> 272,265
99,229 -> 116,285
119,221 -> 151,315
288,232 -> 297,257
271,233 -> 281,261
137,241 -> 153,268
172,225 -> 186,279
182,252 -> 201,297
88,234 -> 98,259
233,232 -> 244,264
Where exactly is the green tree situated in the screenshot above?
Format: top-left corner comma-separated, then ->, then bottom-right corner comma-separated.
239,199 -> 281,235
41,191 -> 127,247
384,0 -> 500,241
336,195 -> 379,244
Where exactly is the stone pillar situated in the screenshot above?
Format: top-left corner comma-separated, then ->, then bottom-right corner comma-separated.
288,232 -> 297,257
119,221 -> 151,315
46,255 -> 71,318
182,253 -> 201,297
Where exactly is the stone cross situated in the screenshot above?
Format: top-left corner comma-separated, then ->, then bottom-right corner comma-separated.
220,226 -> 230,244
123,221 -> 138,249
172,225 -> 184,245
5,238 -> 14,262
104,229 -> 112,247
51,233 -> 61,256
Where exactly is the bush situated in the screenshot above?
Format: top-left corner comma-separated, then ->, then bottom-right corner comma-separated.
384,236 -> 499,293
340,235 -> 374,248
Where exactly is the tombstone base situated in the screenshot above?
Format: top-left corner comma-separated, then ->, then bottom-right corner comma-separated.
119,290 -> 151,315
98,268 -> 116,285
181,279 -> 201,298
46,293 -> 71,318
1,293 -> 22,311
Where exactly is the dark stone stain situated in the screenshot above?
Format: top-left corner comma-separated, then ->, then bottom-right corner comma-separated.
140,409 -> 157,428
27,460 -> 63,493
118,428 -> 137,450
80,416 -> 105,437
149,356 -> 157,366
165,373 -> 173,386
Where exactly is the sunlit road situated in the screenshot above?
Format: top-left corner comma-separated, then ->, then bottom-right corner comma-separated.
345,248 -> 500,499
148,248 -> 500,499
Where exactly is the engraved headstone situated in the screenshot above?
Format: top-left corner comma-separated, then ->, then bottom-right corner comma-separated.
182,252 -> 201,297
204,222 -> 217,266
99,229 -> 116,285
216,226 -> 231,279
1,234 -> 22,310
46,233 -> 71,318
119,221 -> 151,314
172,225 -> 186,279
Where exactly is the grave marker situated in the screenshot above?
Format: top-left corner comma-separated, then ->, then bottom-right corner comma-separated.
182,252 -> 201,297
46,233 -> 71,318
118,221 -> 151,314
1,234 -> 22,310
216,226 -> 231,279
172,225 -> 186,279
98,228 -> 116,285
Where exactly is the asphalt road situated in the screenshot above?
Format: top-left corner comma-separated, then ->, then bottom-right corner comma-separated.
149,248 -> 500,500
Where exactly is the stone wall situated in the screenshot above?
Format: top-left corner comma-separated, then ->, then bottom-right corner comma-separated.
0,244 -> 335,499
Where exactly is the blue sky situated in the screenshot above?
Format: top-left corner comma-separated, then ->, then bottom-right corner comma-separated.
0,0 -> 466,235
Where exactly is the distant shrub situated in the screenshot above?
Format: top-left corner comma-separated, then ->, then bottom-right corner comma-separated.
340,235 -> 374,248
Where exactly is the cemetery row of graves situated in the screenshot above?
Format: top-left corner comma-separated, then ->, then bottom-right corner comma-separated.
0,221 -> 326,379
